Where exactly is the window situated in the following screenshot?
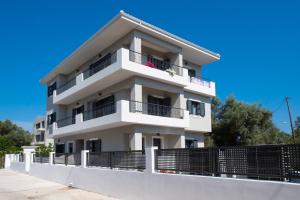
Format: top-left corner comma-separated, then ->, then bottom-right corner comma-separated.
147,96 -> 171,117
86,139 -> 101,153
41,121 -> 45,128
68,142 -> 74,153
35,123 -> 41,129
55,144 -> 65,153
188,69 -> 196,78
72,105 -> 84,124
47,82 -> 57,97
185,139 -> 195,148
153,138 -> 162,149
40,132 -> 45,141
47,112 -> 56,125
92,95 -> 115,117
187,100 -> 205,117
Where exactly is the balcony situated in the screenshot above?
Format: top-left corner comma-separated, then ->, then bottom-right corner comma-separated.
52,48 -> 188,105
52,100 -> 189,137
185,75 -> 216,97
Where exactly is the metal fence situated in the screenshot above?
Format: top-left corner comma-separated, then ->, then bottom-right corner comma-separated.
53,153 -> 81,166
87,150 -> 145,170
33,153 -> 49,163
130,101 -> 184,119
19,153 -> 24,162
155,144 -> 300,180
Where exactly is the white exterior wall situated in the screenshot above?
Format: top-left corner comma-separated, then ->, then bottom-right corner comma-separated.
8,162 -> 300,200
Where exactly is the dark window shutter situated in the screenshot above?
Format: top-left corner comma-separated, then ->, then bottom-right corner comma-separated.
196,102 -> 201,115
187,100 -> 192,114
96,139 -> 102,152
200,102 -> 205,117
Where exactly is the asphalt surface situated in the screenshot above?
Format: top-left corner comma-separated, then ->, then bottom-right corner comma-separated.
0,169 -> 120,200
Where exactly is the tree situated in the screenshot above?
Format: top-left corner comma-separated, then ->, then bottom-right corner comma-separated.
295,116 -> 300,144
35,144 -> 53,156
211,96 -> 290,146
0,120 -> 33,152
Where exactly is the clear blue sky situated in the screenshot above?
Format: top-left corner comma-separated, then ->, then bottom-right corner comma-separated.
0,0 -> 299,133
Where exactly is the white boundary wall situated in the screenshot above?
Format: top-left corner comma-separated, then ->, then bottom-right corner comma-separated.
7,148 -> 300,200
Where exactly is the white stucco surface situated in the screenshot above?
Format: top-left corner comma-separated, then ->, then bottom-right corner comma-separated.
9,162 -> 300,200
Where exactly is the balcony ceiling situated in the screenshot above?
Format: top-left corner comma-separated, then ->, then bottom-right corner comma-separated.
41,11 -> 220,84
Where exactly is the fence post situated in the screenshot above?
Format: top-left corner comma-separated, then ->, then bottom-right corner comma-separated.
65,154 -> 68,166
4,154 -> 11,169
49,152 -> 55,165
81,150 -> 89,168
145,147 -> 157,174
23,147 -> 36,173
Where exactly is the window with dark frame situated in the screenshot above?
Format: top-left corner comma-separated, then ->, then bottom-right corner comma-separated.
47,82 -> 57,97
188,69 -> 196,78
187,100 -> 205,117
47,112 -> 56,125
86,139 -> 101,153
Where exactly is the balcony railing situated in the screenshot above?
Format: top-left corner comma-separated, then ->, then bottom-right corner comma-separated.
83,102 -> 116,121
129,50 -> 183,76
56,77 -> 76,95
83,51 -> 117,80
130,100 -> 184,119
56,115 -> 75,128
190,76 -> 212,88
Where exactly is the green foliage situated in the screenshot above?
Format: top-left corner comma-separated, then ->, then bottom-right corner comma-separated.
35,144 -> 53,156
210,96 -> 291,146
0,120 -> 33,153
295,116 -> 300,144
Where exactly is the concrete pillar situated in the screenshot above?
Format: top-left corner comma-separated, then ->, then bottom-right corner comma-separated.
4,154 -> 11,169
81,150 -> 89,168
130,132 -> 143,150
130,32 -> 142,53
76,72 -> 83,83
130,83 -> 143,102
23,146 -> 36,173
130,32 -> 142,63
75,113 -> 83,124
145,147 -> 157,174
49,152 -> 55,165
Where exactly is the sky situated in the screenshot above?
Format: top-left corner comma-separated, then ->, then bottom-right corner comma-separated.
0,0 -> 299,133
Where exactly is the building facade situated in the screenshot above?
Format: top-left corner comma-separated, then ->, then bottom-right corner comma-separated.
31,117 -> 53,146
41,11 -> 220,154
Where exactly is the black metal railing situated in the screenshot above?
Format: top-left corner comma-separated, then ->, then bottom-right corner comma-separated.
19,153 -> 24,162
56,77 -> 76,95
83,102 -> 116,121
87,150 -> 145,170
130,100 -> 184,119
57,115 -> 75,128
129,50 -> 183,76
83,52 -> 117,79
155,144 -> 300,180
189,76 -> 212,88
33,153 -> 49,163
53,153 -> 81,166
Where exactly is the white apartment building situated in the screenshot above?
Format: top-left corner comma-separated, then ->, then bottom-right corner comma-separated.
31,116 -> 53,146
41,11 -> 220,154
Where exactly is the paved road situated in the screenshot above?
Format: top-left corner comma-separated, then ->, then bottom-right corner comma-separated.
0,169 -> 120,200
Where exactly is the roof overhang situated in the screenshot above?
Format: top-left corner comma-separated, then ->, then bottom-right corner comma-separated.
41,11 -> 220,84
